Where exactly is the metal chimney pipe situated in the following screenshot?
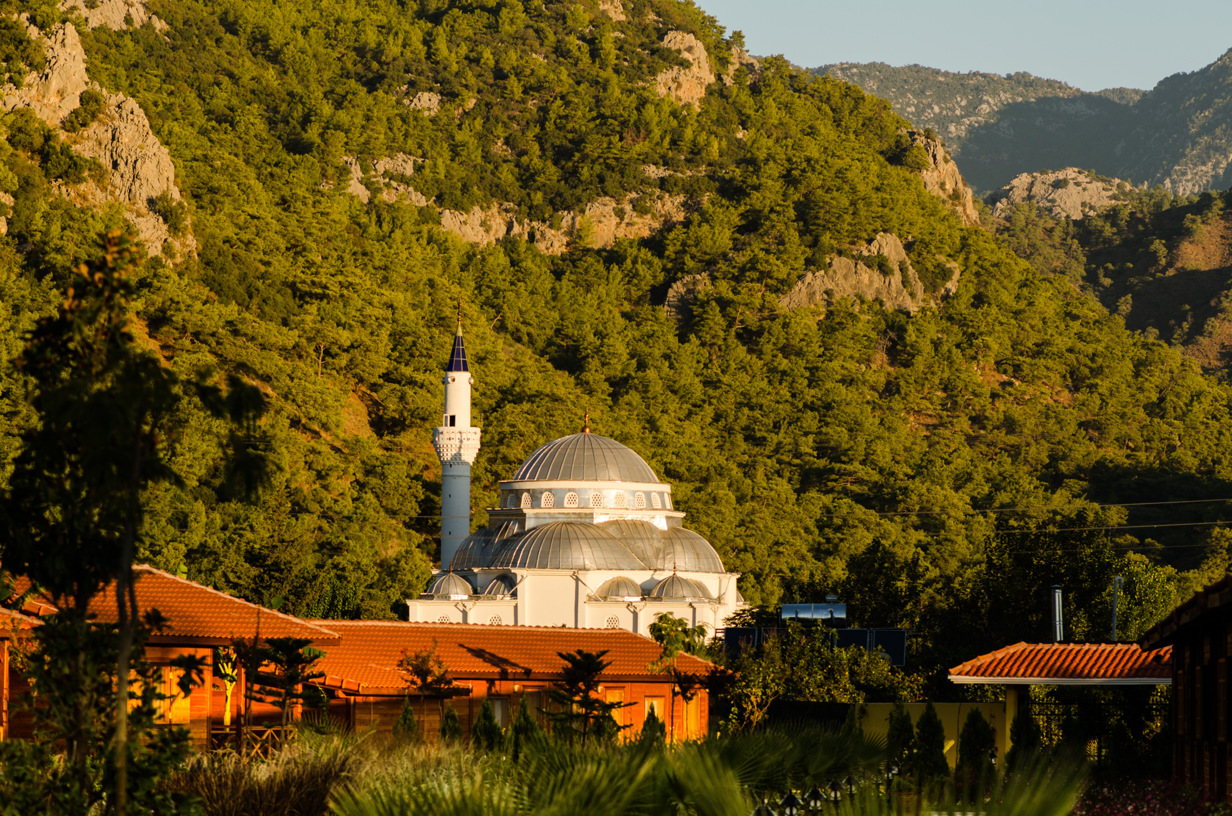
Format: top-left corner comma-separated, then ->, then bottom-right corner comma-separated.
1111,575 -> 1122,641
1051,585 -> 1064,643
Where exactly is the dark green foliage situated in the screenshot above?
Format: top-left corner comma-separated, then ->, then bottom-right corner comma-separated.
62,88 -> 106,133
546,650 -> 628,745
439,703 -> 462,743
886,704 -> 914,766
508,695 -> 547,762
471,698 -> 503,752
149,190 -> 189,236
248,637 -> 328,731
1005,701 -> 1042,772
0,16 -> 45,81
393,696 -> 418,742
910,702 -> 949,788
637,706 -> 665,750
954,708 -> 996,803
168,742 -> 354,816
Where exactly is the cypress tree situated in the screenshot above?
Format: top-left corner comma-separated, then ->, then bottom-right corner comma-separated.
507,695 -> 547,761
393,695 -> 418,742
954,708 -> 996,803
1005,701 -> 1042,772
472,699 -> 504,751
911,702 -> 949,793
886,704 -> 915,767
440,702 -> 462,743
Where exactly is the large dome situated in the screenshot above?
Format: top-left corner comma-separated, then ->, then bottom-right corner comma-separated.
489,521 -> 645,571
512,433 -> 659,483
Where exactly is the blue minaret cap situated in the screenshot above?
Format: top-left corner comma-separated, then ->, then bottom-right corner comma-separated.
446,325 -> 469,372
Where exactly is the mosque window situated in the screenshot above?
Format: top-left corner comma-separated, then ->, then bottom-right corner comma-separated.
504,493 -> 516,509
635,492 -> 646,509
590,492 -> 604,508
541,492 -> 555,508
564,492 -> 579,508
606,616 -> 620,629
613,492 -> 627,508
490,615 -> 503,625
651,493 -> 661,509
437,615 -> 450,623
520,492 -> 531,509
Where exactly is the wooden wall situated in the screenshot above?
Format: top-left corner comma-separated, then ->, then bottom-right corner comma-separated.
1170,612 -> 1231,801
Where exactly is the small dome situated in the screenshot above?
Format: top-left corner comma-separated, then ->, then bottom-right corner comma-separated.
597,519 -> 662,568
512,433 -> 659,483
660,527 -> 725,573
450,521 -> 522,570
425,572 -> 473,598
482,574 -> 516,597
595,576 -> 643,601
489,521 -> 644,571
648,574 -> 712,601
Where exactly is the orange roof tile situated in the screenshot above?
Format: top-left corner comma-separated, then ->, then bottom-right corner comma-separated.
0,606 -> 37,637
4,575 -> 58,617
87,566 -> 338,645
307,620 -> 715,695
949,642 -> 1171,685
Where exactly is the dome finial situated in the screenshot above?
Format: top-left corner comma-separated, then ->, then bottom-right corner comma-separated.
583,408 -> 590,434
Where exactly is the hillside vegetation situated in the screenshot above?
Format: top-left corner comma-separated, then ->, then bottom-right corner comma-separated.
1,0 -> 1231,683
820,57 -> 1232,196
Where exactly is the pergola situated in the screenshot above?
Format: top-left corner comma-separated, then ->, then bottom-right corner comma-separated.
949,641 -> 1172,758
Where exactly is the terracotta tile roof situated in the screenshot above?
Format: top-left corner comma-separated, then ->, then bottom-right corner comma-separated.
307,620 -> 715,695
949,642 -> 1171,685
87,566 -> 339,645
1140,573 -> 1232,650
4,576 -> 58,617
0,606 -> 37,637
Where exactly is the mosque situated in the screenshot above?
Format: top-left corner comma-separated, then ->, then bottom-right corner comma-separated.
405,325 -> 744,636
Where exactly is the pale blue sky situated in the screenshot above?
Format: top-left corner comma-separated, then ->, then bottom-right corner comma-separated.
692,0 -> 1232,92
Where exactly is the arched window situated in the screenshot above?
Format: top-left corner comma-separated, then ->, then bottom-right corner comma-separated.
651,493 -> 661,509
437,615 -> 450,623
541,492 -> 555,508
504,493 -> 516,509
590,492 -> 604,508
490,615 -> 503,625
613,492 -> 627,508
635,492 -> 646,509
564,492 -> 579,508
520,492 -> 532,509
606,616 -> 620,629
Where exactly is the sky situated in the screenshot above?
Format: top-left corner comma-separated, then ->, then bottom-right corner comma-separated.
691,0 -> 1232,92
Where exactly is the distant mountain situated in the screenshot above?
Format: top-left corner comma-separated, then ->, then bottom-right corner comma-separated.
819,54 -> 1232,197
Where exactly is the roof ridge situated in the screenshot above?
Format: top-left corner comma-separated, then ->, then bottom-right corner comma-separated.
133,565 -> 341,639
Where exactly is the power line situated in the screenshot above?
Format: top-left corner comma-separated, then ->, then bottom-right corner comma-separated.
816,497 -> 1232,519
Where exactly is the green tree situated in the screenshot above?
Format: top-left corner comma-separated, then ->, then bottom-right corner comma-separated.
439,702 -> 462,743
546,649 -> 629,745
954,708 -> 996,803
507,695 -> 547,761
471,698 -> 503,751
393,696 -> 418,742
886,704 -> 915,767
911,702 -> 949,793
1005,701 -> 1042,772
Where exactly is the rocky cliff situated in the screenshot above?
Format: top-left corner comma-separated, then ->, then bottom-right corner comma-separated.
913,131 -> 979,226
1,18 -> 193,257
988,168 -> 1131,221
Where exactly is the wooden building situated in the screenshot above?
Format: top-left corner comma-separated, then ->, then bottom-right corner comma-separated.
311,620 -> 715,742
4,566 -> 340,749
1141,574 -> 1232,800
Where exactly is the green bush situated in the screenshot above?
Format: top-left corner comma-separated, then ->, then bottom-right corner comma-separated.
62,88 -> 106,133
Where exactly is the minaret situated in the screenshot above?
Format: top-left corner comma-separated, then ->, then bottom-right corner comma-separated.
432,319 -> 481,569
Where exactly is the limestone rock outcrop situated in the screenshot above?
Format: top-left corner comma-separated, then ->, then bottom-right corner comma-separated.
597,0 -> 626,22
779,232 -> 958,314
1,20 -> 192,257
60,0 -> 168,32
987,168 -> 1129,221
912,131 -> 979,226
655,31 -> 713,109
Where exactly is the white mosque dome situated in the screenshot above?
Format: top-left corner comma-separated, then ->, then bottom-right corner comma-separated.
596,519 -> 663,566
594,576 -> 644,601
648,574 -> 712,601
512,432 -> 660,484
424,572 -> 473,599
481,574 -> 516,597
489,521 -> 645,571
661,527 -> 725,573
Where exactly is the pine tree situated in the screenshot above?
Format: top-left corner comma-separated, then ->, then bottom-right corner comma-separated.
954,708 -> 996,803
393,695 -> 418,742
886,704 -> 915,767
638,706 -> 666,750
439,702 -> 462,743
507,695 -> 547,761
1006,702 -> 1042,772
911,701 -> 949,794
471,699 -> 504,751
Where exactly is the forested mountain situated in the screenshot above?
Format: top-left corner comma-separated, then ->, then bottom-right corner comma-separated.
819,56 -> 1232,197
2,0 -> 1232,684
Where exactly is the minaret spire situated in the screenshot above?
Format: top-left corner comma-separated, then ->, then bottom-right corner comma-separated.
432,317 -> 481,569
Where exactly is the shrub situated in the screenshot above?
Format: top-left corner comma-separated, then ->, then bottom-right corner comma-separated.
471,699 -> 504,751
440,703 -> 462,743
62,88 -> 106,133
954,708 -> 996,803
